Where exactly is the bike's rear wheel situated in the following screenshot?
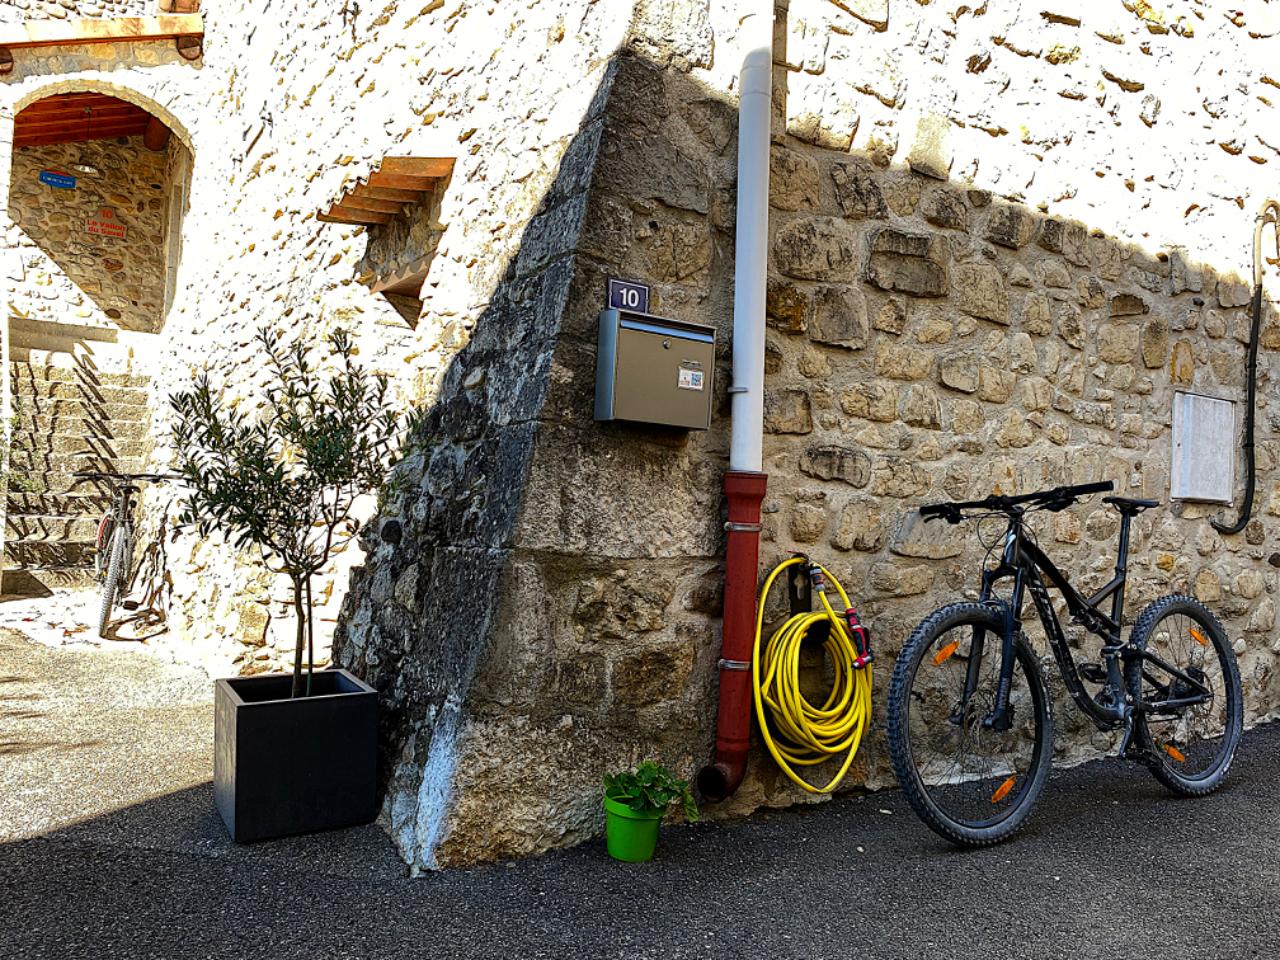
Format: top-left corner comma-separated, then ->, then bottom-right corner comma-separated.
98,528 -> 128,638
1127,595 -> 1242,796
886,602 -> 1054,846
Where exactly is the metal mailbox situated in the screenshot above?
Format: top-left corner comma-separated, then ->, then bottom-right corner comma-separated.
594,309 -> 716,430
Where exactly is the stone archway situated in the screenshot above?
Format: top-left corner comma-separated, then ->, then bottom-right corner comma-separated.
10,78 -> 195,157
1,82 -> 193,585
7,86 -> 193,334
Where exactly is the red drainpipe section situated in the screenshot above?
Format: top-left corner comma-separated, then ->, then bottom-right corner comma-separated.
697,469 -> 768,802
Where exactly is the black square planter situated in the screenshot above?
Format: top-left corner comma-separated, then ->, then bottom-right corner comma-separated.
214,668 -> 377,843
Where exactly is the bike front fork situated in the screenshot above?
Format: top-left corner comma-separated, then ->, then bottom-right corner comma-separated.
965,568 -> 1021,733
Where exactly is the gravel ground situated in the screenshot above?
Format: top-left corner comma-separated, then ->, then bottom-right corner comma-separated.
2,628 -> 1279,959
0,627 -> 400,879
0,626 -> 211,842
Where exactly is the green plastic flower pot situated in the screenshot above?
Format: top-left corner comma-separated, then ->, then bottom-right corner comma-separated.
603,795 -> 664,862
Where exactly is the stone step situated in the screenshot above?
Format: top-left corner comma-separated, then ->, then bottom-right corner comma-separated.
1,566 -> 97,593
3,540 -> 95,568
5,467 -> 146,495
8,362 -> 150,389
5,515 -> 101,542
7,397 -> 152,424
13,415 -> 150,440
5,491 -> 110,518
9,433 -> 150,457
7,460 -> 146,483
11,378 -> 150,406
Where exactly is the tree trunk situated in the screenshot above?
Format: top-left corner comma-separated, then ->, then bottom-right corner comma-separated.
304,574 -> 315,697
290,574 -> 306,699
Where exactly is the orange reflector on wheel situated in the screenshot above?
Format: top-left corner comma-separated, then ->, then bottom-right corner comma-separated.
1190,628 -> 1208,647
991,776 -> 1016,803
1163,744 -> 1186,763
933,641 -> 959,666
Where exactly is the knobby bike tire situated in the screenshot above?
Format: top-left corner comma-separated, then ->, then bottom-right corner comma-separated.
98,529 -> 128,639
1126,594 -> 1243,796
95,514 -> 115,582
886,601 -> 1055,847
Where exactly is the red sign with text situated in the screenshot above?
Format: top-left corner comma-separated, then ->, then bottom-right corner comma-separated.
86,207 -> 126,239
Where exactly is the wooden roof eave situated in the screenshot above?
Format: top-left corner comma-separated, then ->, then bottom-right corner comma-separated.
319,156 -> 454,227
321,206 -> 392,226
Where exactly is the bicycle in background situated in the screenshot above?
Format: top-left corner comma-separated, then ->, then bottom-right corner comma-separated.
73,471 -> 176,638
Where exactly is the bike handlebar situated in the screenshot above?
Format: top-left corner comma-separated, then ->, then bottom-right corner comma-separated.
920,480 -> 1114,524
73,470 -> 179,483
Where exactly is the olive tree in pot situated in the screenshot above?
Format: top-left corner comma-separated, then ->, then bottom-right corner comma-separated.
169,325 -> 401,842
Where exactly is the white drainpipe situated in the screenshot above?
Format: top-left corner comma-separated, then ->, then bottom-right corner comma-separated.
697,0 -> 775,803
728,2 -> 774,473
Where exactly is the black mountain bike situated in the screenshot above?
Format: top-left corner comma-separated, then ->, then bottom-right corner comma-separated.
885,480 -> 1243,846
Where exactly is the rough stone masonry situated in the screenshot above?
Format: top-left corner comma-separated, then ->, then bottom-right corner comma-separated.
4,0 -> 1280,870
336,1 -> 1280,869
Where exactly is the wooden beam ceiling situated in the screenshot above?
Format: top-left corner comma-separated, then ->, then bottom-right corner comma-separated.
13,92 -> 162,149
319,156 -> 454,227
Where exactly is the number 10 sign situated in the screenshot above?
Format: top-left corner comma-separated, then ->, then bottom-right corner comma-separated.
608,278 -> 650,314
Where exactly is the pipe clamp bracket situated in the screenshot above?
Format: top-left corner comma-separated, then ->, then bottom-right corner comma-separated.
718,658 -> 751,672
724,521 -> 762,533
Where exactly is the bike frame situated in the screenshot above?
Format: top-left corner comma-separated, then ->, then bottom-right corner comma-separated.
973,507 -> 1213,733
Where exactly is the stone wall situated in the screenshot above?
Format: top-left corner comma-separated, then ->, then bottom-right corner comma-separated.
0,0 -> 632,676
8,135 -> 178,332
0,1 -> 152,26
335,0 -> 1280,870
359,189 -> 446,300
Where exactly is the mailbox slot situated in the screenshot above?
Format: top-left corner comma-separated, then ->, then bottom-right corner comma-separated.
595,309 -> 716,430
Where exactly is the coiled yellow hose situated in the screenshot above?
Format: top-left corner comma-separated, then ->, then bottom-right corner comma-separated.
753,556 -> 873,794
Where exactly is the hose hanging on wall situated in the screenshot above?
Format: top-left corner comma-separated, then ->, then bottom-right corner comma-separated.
1213,200 -> 1280,535
752,556 -> 873,794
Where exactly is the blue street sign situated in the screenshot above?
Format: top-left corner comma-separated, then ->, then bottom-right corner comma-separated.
39,170 -> 77,190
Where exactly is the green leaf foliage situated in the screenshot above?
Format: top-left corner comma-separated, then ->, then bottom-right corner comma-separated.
603,761 -> 699,821
167,326 -> 404,696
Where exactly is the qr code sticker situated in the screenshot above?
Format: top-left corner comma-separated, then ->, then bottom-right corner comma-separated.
678,368 -> 705,391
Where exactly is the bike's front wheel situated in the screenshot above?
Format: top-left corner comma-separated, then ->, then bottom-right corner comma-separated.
94,513 -> 114,582
886,602 -> 1054,846
97,528 -> 129,638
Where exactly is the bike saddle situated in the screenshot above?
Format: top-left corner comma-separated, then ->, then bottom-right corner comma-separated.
1103,495 -> 1159,515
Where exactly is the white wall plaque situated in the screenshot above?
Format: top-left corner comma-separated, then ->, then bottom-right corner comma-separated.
1171,391 -> 1236,504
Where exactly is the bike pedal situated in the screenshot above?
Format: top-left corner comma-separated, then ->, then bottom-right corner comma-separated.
1121,746 -> 1159,768
121,599 -> 140,611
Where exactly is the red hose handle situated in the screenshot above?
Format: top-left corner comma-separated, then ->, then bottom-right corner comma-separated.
845,608 -> 873,669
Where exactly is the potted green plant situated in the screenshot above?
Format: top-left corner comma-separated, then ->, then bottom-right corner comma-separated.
602,761 -> 699,862
169,325 -> 402,842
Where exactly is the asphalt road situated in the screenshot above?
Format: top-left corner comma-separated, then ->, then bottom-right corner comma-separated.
2,629 -> 1279,959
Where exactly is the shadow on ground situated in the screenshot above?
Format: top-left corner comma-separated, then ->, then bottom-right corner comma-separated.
3,714 -> 1280,959
3,618 -> 1277,959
